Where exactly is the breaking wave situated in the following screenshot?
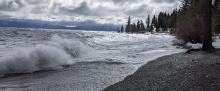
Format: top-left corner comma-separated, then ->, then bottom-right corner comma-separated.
0,35 -> 93,76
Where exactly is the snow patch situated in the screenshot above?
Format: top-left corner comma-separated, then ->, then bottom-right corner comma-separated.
185,39 -> 220,49
186,43 -> 202,49
213,39 -> 220,48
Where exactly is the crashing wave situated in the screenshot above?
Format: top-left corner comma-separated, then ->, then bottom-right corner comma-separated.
0,35 -> 93,76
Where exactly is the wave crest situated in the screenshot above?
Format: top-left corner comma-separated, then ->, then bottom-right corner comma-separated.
0,35 -> 92,76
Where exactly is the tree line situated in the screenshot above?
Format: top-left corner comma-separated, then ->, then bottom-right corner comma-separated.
119,0 -> 219,51
119,11 -> 178,33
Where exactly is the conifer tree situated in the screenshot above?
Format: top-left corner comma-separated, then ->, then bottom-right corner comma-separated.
140,20 -> 145,33
132,22 -> 136,33
137,20 -> 141,32
146,15 -> 150,32
170,9 -> 177,28
151,15 -> 158,32
200,0 -> 214,51
126,16 -> 131,33
121,25 -> 124,33
176,0 -> 214,51
149,24 -> 154,33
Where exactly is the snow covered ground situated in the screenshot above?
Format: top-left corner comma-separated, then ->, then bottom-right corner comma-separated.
0,28 -> 185,91
185,37 -> 220,49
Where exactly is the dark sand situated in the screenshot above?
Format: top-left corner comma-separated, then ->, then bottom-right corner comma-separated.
103,50 -> 220,91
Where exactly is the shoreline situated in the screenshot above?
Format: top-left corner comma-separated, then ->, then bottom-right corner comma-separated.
103,50 -> 220,91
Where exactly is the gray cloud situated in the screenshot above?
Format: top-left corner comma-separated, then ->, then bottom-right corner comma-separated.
152,0 -> 176,3
0,0 -> 24,11
111,0 -> 139,4
31,6 -> 47,14
26,0 -> 47,5
58,2 -> 115,16
0,0 -> 180,24
59,2 -> 94,16
125,4 -> 153,17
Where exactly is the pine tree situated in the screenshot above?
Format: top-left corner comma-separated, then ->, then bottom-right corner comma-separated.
163,13 -> 169,32
200,0 -> 214,51
158,12 -> 163,31
170,9 -> 177,28
176,0 -> 214,51
213,0 -> 220,34
126,16 -> 131,33
151,15 -> 158,32
140,20 -> 145,33
120,25 -> 124,33
149,24 -> 154,33
137,20 -> 141,33
146,15 -> 150,32
132,22 -> 136,33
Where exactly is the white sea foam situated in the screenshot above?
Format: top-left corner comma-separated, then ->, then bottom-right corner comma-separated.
0,35 -> 93,76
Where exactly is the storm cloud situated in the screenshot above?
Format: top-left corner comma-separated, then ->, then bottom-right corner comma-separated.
152,0 -> 177,3
0,0 -> 180,24
0,0 -> 25,11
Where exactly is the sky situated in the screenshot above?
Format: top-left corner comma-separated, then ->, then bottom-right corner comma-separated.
0,0 -> 181,25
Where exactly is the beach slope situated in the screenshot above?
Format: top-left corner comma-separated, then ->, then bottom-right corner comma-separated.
103,50 -> 220,91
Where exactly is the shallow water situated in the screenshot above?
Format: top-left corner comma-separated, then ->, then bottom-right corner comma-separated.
0,28 -> 183,91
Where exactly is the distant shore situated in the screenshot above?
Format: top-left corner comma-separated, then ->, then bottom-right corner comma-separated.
103,49 -> 220,91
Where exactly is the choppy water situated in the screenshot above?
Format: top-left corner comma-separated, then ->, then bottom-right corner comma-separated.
0,28 -> 183,91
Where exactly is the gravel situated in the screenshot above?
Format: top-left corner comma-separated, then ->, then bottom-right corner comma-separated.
103,50 -> 220,91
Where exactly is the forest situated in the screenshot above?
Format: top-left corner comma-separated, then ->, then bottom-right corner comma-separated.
119,0 -> 220,51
